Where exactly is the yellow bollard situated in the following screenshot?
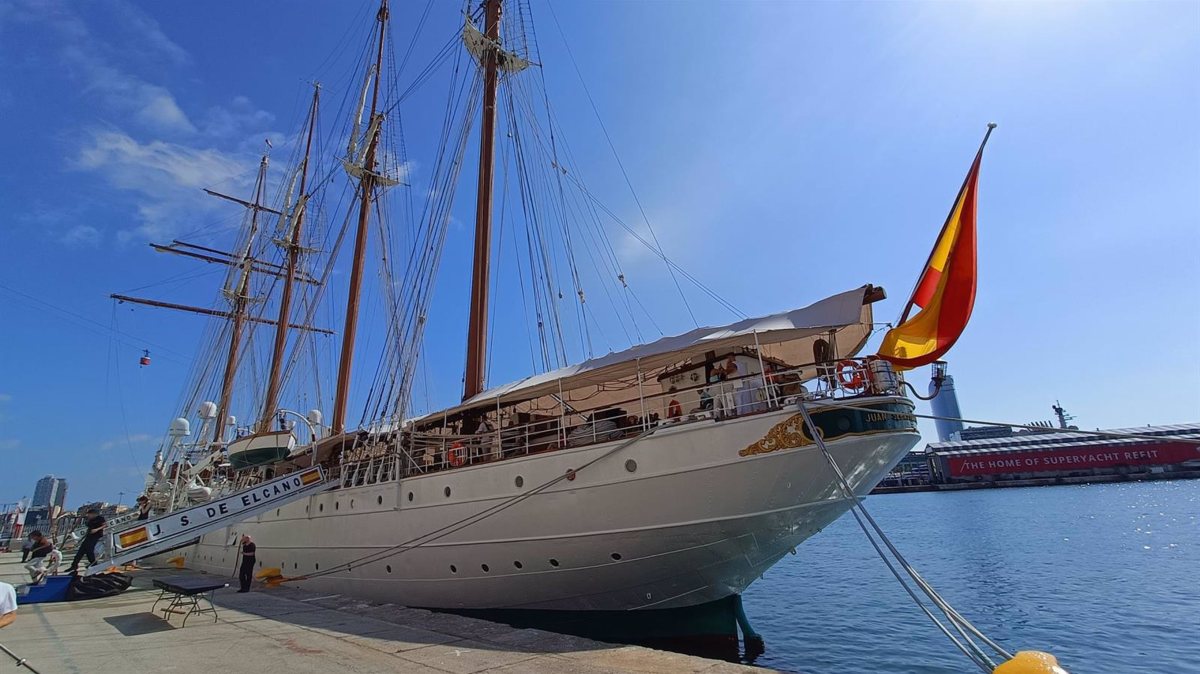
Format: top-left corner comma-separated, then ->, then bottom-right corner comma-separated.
994,651 -> 1069,674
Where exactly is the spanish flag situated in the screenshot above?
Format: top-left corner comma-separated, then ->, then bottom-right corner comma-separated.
877,125 -> 995,370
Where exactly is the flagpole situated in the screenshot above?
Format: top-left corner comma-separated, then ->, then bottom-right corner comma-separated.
896,123 -> 997,325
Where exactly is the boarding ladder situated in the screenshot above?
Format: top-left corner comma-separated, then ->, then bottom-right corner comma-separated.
82,466 -> 331,576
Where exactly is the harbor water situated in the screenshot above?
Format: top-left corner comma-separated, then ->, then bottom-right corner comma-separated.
742,480 -> 1200,673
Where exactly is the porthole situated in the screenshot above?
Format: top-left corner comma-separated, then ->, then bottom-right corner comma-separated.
386,565 -> 392,573
515,475 -> 524,488
444,486 -> 451,498
549,558 -> 560,567
378,496 -> 384,505
625,459 -> 637,472
513,561 -> 523,569
481,564 -> 490,573
408,492 -> 414,502
450,565 -> 458,573
611,553 -> 622,561
319,503 -> 324,512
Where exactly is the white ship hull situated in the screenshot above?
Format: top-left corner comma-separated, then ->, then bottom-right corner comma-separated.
174,398 -> 919,611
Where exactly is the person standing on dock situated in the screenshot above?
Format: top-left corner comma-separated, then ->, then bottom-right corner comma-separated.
237,534 -> 257,593
68,509 -> 105,573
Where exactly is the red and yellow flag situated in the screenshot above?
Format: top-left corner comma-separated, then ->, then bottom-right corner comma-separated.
877,126 -> 994,370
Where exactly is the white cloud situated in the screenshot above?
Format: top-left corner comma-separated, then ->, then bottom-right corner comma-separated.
0,393 -> 12,402
62,46 -> 196,134
99,433 -> 153,451
60,224 -> 102,247
108,0 -> 190,66
202,96 -> 275,138
0,439 -> 20,451
73,129 -> 257,242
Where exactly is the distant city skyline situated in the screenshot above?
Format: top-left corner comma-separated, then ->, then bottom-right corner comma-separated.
31,475 -> 67,510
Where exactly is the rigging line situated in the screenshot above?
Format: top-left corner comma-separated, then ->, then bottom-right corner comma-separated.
559,175 -> 746,319
107,306 -> 145,477
293,425 -> 660,581
0,284 -> 193,364
505,79 -> 582,361
110,307 -> 145,477
545,1 -> 700,327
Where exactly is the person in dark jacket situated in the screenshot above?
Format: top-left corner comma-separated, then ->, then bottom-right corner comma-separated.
68,509 -> 105,573
136,495 -> 152,521
237,535 -> 257,593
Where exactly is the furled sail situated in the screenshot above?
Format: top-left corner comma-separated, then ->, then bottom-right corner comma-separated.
463,19 -> 531,73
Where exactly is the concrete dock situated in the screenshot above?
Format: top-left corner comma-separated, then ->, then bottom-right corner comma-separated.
0,553 -> 769,674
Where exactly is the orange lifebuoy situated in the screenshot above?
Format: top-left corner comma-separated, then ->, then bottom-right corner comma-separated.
447,441 -> 466,467
836,360 -> 866,391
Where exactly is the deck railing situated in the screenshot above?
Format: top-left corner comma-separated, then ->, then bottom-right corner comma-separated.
332,357 -> 906,482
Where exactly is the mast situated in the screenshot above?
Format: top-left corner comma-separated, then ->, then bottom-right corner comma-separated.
261,85 -> 320,427
213,152 -> 270,443
331,0 -> 388,435
462,0 -> 503,402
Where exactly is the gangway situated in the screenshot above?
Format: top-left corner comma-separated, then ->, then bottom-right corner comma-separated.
83,466 -> 330,576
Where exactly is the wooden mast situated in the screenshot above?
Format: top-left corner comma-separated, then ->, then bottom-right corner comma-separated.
331,0 -> 388,435
261,85 -> 320,427
462,0 -> 503,402
213,152 -> 269,443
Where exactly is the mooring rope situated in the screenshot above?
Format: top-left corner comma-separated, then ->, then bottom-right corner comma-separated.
0,641 -> 40,673
797,402 -> 1012,673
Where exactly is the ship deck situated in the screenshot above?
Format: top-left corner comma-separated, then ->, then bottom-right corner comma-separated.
0,553 -> 767,674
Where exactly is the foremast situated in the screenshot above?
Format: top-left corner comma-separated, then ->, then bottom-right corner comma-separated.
260,85 -> 321,427
213,151 -> 270,443
331,0 -> 390,435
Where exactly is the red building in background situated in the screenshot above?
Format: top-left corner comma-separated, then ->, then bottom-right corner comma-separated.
916,419 -> 1200,482
925,423 -> 1200,483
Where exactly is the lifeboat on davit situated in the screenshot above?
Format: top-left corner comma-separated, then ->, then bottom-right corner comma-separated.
227,430 -> 297,470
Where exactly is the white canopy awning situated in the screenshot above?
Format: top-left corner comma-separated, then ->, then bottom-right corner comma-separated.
418,284 -> 878,421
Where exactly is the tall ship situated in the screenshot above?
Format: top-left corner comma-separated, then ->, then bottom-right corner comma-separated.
117,0 -> 930,615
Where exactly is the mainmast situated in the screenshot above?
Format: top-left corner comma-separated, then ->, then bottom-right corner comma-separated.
214,151 -> 270,443
261,85 -> 320,427
331,0 -> 388,435
462,0 -> 503,402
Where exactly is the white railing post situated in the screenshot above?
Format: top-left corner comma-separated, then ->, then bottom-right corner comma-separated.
752,330 -> 773,406
637,359 -> 647,431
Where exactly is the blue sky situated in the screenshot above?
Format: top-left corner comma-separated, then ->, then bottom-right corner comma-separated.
1,0 -> 1197,507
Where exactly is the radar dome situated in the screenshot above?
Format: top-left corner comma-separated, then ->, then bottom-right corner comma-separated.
168,417 -> 191,438
198,401 -> 218,419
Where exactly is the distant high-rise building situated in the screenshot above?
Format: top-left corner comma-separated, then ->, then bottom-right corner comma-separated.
32,476 -> 67,510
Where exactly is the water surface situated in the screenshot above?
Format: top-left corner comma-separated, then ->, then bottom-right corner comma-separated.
742,480 -> 1200,673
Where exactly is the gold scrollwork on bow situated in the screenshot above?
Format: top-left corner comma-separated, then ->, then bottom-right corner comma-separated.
739,413 -> 819,457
